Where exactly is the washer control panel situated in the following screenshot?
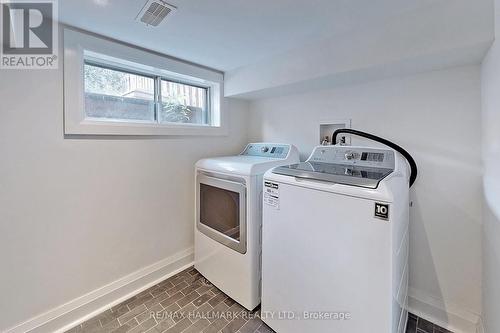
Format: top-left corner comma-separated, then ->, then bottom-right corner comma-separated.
241,143 -> 290,159
309,146 -> 395,169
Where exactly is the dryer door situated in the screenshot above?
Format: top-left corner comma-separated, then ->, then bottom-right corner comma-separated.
196,173 -> 247,254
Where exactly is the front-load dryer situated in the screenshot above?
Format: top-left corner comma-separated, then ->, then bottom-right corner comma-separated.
261,135 -> 417,333
195,143 -> 299,310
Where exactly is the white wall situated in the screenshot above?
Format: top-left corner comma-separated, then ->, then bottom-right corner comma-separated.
225,0 -> 493,99
480,0 -> 500,331
0,38 -> 249,331
248,66 -> 483,332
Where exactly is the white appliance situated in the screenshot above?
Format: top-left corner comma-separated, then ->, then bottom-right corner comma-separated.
262,144 -> 412,333
195,143 -> 299,310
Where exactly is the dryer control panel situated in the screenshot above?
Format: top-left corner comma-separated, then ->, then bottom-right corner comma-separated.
241,143 -> 290,159
308,146 -> 395,170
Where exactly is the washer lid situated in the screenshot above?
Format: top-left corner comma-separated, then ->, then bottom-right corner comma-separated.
272,162 -> 393,189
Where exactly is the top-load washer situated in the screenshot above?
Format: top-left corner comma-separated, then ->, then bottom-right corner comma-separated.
261,130 -> 417,333
195,143 -> 299,310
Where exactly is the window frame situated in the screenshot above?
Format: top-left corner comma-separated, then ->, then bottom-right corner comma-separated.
64,28 -> 226,136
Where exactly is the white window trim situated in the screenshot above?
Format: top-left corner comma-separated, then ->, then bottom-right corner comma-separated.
63,28 -> 227,136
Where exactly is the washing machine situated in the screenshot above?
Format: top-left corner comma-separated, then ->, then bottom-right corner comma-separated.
261,130 -> 417,333
195,143 -> 299,310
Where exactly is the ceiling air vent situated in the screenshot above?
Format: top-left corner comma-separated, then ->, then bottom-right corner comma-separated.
136,0 -> 177,27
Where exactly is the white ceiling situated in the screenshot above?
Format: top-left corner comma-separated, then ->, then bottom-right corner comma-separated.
59,0 -> 438,71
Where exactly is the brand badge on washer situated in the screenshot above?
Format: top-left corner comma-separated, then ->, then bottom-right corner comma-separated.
264,181 -> 280,209
374,203 -> 389,220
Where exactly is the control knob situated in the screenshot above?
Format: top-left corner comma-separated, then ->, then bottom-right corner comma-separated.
345,151 -> 358,160
261,146 -> 270,153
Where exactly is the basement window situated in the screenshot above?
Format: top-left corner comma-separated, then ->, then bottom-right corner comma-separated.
63,28 -> 225,136
159,79 -> 209,125
84,63 -> 156,122
83,62 -> 210,125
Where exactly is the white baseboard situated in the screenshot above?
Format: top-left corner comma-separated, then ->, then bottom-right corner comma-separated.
4,248 -> 194,333
408,287 -> 482,333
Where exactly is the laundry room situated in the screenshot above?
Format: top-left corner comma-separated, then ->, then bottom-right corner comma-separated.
0,1 -> 499,333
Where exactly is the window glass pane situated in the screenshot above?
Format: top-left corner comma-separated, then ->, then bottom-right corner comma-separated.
160,80 -> 208,124
84,63 -> 155,121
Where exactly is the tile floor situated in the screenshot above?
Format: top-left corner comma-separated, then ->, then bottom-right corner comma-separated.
406,312 -> 453,333
66,267 -> 452,333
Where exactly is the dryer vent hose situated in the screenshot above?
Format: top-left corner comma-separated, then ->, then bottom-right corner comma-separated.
332,129 -> 418,188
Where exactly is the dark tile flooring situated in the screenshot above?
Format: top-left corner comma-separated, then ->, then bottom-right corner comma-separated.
406,312 -> 453,333
66,267 -> 452,333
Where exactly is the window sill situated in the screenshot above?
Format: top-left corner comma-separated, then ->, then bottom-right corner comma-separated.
64,118 -> 228,136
